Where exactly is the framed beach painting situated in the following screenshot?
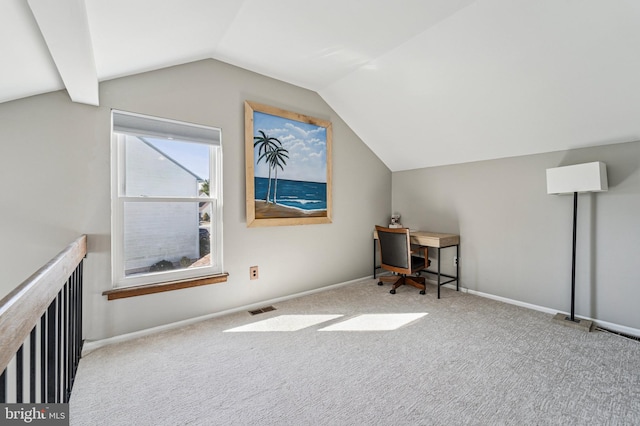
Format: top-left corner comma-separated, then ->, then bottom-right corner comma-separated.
245,101 -> 332,227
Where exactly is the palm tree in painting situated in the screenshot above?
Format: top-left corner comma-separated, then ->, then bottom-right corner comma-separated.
254,130 -> 281,202
268,146 -> 289,203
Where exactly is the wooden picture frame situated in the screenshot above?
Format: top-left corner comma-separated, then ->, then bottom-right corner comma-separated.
245,101 -> 332,227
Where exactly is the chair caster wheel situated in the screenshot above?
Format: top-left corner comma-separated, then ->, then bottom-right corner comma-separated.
378,281 -> 383,286
420,290 -> 426,295
390,289 -> 396,294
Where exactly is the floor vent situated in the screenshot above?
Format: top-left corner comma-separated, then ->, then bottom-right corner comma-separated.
596,327 -> 640,342
249,306 -> 276,315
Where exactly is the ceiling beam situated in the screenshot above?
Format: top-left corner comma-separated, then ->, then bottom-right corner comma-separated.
27,0 -> 99,106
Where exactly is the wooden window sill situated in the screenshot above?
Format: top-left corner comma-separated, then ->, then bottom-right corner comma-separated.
103,273 -> 229,300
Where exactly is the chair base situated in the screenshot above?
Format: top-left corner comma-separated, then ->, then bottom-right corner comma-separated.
378,274 -> 426,295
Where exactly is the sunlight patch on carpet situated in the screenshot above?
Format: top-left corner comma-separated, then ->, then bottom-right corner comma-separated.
223,314 -> 343,332
318,313 -> 428,331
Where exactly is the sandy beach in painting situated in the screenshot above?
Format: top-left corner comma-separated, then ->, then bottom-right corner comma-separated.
255,200 -> 326,219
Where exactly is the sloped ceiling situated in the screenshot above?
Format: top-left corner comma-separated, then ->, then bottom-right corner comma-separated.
2,0 -> 640,171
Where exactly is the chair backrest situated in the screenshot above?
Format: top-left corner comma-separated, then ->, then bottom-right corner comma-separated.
376,226 -> 412,274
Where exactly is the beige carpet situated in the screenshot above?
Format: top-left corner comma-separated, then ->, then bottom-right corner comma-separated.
70,279 -> 640,425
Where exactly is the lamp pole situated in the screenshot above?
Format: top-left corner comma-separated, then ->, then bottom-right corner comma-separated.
569,191 -> 578,322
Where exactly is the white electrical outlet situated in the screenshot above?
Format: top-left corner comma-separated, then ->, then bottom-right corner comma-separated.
453,256 -> 458,267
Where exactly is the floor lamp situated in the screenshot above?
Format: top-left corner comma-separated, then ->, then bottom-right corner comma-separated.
546,161 -> 608,332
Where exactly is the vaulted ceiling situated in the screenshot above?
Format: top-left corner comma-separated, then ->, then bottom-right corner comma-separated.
3,0 -> 640,171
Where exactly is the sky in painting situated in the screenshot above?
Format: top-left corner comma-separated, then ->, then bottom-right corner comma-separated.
253,112 -> 327,183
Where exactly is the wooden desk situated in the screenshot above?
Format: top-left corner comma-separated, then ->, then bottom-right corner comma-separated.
374,229 -> 460,299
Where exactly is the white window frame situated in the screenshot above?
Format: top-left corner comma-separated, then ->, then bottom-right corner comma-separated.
111,110 -> 223,288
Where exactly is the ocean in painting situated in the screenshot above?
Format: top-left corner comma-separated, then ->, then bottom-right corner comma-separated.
255,177 -> 326,211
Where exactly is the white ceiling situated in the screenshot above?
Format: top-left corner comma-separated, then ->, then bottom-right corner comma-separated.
3,0 -> 640,171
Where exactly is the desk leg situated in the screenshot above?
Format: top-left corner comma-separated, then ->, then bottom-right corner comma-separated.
456,244 -> 459,291
373,239 -> 376,279
437,247 -> 441,299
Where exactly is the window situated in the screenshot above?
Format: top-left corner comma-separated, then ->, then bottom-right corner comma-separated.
111,110 -> 223,289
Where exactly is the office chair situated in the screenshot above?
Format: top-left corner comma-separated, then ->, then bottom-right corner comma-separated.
375,225 -> 429,295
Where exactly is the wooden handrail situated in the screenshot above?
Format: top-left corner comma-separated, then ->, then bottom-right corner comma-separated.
0,235 -> 86,372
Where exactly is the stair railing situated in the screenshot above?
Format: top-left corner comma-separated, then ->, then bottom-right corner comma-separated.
0,235 -> 86,403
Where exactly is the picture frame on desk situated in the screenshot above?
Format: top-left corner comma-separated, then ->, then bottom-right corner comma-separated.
244,101 -> 333,227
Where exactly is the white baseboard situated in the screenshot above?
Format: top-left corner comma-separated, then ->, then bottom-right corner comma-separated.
424,275 -> 640,338
465,287 -> 640,338
376,275 -> 639,338
84,275 -> 639,355
82,275 -> 368,355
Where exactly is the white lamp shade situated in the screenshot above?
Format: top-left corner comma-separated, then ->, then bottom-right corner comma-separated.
546,161 -> 608,194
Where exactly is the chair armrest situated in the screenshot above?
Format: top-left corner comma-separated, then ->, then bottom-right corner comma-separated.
410,245 -> 429,258
411,245 -> 430,267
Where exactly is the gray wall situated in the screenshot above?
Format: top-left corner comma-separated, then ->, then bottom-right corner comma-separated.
0,59 -> 391,340
392,141 -> 640,330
